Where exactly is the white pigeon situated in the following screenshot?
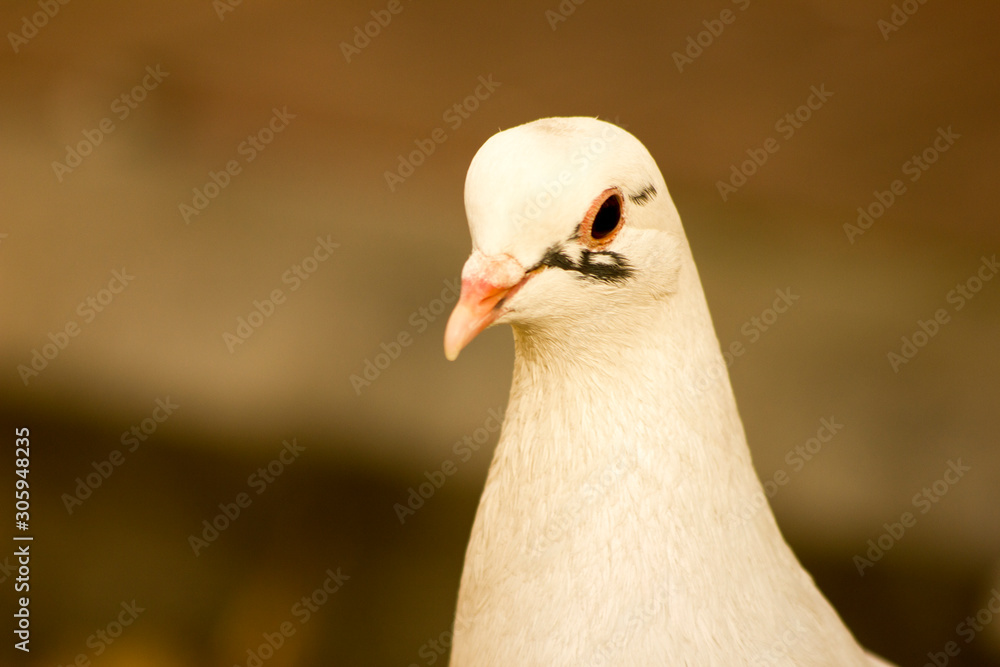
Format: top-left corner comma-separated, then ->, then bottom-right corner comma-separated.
443,117 -> 894,666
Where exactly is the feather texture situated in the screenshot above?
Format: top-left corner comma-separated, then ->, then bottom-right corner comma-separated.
446,117 -> 892,666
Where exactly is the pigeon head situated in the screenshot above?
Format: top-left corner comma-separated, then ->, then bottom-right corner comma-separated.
444,117 -> 687,360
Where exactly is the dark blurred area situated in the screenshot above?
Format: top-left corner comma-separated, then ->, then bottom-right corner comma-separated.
2,1 -> 999,665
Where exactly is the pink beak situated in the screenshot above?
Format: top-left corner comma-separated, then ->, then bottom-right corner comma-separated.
444,252 -> 531,361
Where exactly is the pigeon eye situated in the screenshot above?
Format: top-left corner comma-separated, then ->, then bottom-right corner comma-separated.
581,188 -> 624,249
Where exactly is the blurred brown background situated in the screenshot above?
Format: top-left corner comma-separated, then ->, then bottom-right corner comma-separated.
2,0 -> 999,665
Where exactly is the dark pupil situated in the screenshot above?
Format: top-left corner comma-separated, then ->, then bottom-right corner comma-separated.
590,195 -> 621,239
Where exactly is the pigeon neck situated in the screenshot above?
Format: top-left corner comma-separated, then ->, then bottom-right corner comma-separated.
506,260 -> 748,463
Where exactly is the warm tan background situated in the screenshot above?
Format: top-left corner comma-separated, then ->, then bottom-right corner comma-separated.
2,1 -> 999,665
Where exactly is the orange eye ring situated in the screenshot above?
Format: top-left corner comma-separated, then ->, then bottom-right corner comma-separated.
579,187 -> 624,250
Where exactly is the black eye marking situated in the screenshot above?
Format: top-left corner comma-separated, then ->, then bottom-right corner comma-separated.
628,185 -> 657,206
536,246 -> 634,284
